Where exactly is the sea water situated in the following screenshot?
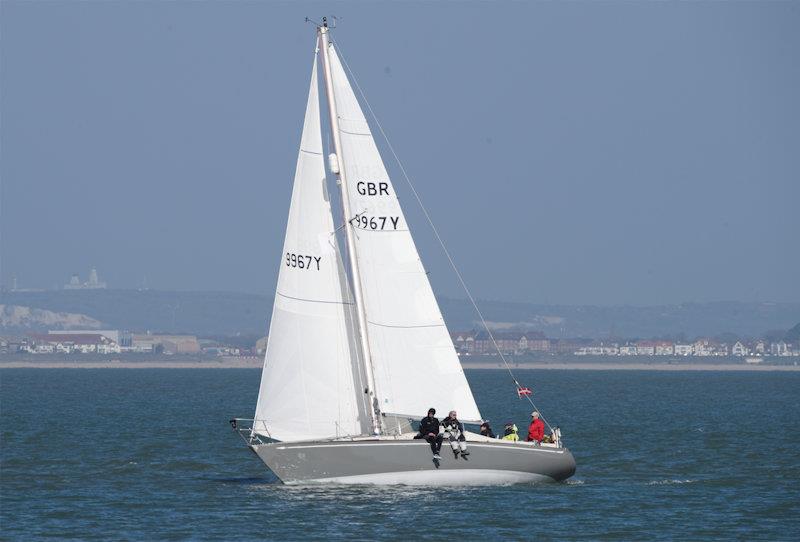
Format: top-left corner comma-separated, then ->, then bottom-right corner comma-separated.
1,369 -> 798,540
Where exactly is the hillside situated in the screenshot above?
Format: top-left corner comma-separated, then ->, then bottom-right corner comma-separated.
2,289 -> 798,339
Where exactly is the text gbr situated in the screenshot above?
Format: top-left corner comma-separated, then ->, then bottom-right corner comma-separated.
356,181 -> 389,196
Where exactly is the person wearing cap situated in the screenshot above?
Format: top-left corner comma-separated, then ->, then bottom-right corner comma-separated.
414,407 -> 443,459
527,411 -> 545,444
502,422 -> 519,441
479,421 -> 496,439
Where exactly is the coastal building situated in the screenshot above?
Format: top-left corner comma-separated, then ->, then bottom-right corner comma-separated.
619,345 -> 637,356
549,338 -> 592,355
674,344 -> 693,356
525,337 -> 550,352
654,341 -> 674,356
635,341 -> 656,356
131,334 -> 200,354
452,331 -> 548,355
1,337 -> 28,354
574,343 -> 621,356
64,267 -> 107,290
770,341 -> 789,356
48,329 -> 120,344
693,339 -> 715,357
732,341 -> 749,356
30,333 -> 120,354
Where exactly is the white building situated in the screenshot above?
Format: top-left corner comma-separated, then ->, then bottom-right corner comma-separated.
674,344 -> 693,356
654,342 -> 674,356
732,341 -> 749,356
770,341 -> 789,356
694,339 -> 715,357
49,329 -> 120,344
64,267 -> 107,290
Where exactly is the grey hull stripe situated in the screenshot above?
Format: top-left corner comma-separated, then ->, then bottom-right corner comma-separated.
275,442 -> 564,454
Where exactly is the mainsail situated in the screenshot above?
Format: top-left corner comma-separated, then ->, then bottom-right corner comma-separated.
253,56 -> 368,441
326,45 -> 482,423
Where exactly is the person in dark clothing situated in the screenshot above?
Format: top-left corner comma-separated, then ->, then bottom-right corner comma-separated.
479,422 -> 496,439
442,410 -> 469,459
414,407 -> 443,459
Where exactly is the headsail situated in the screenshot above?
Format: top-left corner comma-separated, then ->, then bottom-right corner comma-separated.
253,55 -> 368,441
326,44 -> 482,423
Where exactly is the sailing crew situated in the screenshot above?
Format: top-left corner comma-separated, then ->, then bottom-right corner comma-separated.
415,408 -> 444,459
442,410 -> 470,459
527,411 -> 545,444
479,422 -> 495,439
502,422 -> 519,441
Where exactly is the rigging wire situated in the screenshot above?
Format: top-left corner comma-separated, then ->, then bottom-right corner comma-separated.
332,38 -> 555,433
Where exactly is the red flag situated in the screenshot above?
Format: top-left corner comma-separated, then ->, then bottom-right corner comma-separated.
517,386 -> 532,398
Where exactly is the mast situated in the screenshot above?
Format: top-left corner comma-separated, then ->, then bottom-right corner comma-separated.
317,20 -> 382,436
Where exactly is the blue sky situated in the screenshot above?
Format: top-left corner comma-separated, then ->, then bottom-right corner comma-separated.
1,1 -> 798,305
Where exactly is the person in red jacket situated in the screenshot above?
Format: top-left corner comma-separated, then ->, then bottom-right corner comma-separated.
527,411 -> 545,444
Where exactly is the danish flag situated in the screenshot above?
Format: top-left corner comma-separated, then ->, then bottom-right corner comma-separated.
517,386 -> 532,398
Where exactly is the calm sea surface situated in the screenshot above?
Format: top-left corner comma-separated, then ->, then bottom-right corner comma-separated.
1,369 -> 799,540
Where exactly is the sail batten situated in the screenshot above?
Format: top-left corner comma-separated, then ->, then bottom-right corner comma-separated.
253,55 -> 368,442
276,291 -> 354,305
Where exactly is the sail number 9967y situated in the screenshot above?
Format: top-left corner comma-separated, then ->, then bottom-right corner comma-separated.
351,214 -> 400,231
286,252 -> 321,270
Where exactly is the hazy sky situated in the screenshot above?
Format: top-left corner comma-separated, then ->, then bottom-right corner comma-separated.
1,1 -> 798,305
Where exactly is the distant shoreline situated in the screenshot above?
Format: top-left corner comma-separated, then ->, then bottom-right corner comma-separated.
460,362 -> 800,371
1,359 -> 798,371
0,359 -> 263,369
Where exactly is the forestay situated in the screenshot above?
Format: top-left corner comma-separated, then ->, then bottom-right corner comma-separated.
253,56 -> 368,442
327,45 -> 482,423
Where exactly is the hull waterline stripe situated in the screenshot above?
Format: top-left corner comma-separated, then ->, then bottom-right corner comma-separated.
284,469 -> 557,486
273,442 -> 565,454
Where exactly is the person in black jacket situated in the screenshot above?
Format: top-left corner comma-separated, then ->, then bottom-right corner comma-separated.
479,421 -> 496,439
414,407 -> 443,459
442,410 -> 469,459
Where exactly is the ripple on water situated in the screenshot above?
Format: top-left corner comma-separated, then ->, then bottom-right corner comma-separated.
646,479 -> 698,486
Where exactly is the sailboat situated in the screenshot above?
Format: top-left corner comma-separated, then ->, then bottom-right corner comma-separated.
231,19 -> 576,485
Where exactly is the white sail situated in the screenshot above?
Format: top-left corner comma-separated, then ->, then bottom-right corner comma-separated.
253,55 -> 368,442
327,45 -> 482,423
